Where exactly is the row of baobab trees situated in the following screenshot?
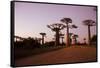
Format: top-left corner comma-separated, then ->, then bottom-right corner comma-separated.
15,18 -> 96,47
39,18 -> 96,46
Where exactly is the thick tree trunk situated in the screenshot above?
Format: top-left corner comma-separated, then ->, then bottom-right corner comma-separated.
88,25 -> 91,45
55,30 -> 59,46
75,38 -> 77,45
42,36 -> 44,45
61,37 -> 64,44
67,24 -> 70,46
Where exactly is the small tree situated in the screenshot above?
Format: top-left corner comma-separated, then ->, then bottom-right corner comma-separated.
83,38 -> 86,44
69,33 -> 73,45
91,35 -> 97,45
59,33 -> 64,45
72,34 -> 78,45
40,33 -> 46,45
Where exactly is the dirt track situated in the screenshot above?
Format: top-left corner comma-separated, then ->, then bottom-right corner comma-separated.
15,46 -> 97,66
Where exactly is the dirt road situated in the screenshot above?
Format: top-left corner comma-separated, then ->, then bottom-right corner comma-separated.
15,46 -> 97,66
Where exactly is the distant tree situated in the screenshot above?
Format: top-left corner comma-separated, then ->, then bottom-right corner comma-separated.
59,33 -> 64,45
83,19 -> 96,45
36,38 -> 42,44
14,36 -> 41,49
45,41 -> 55,47
83,38 -> 86,44
72,34 -> 78,45
40,33 -> 46,45
69,33 -> 73,45
22,37 -> 34,48
91,35 -> 97,45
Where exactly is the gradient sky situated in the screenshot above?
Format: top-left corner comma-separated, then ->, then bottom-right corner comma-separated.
15,2 -> 97,43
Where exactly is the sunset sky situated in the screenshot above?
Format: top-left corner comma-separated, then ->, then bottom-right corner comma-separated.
15,2 -> 97,43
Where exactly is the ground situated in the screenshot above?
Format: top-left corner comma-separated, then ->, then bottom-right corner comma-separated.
15,45 -> 97,67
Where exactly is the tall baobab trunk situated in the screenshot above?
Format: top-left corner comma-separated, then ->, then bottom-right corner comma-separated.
55,30 -> 60,46
40,33 -> 46,45
83,38 -> 86,44
61,37 -> 64,44
88,25 -> 91,45
74,38 -> 77,44
38,38 -> 41,44
67,23 -> 70,46
42,36 -> 44,45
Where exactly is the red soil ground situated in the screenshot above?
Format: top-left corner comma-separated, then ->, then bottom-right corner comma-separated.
15,46 -> 97,67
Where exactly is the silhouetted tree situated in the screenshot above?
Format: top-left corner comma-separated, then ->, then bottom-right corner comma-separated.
61,18 -> 78,46
36,38 -> 42,44
14,36 -> 41,49
69,33 -> 73,45
91,35 -> 97,42
83,38 -> 86,44
91,35 -> 97,45
83,19 -> 96,45
61,18 -> 72,46
47,23 -> 66,46
22,37 -> 34,48
72,34 -> 78,45
59,33 -> 64,45
40,33 -> 46,45
45,41 -> 55,47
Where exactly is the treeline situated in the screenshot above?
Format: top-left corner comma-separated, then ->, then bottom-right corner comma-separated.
14,37 -> 66,49
14,37 -> 40,49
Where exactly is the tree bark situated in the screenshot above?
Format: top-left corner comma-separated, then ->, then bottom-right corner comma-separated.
55,30 -> 59,46
61,37 -> 64,44
88,25 -> 91,45
42,36 -> 44,45
67,24 -> 70,46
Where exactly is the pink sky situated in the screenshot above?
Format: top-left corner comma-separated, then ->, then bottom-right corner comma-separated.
15,2 -> 97,43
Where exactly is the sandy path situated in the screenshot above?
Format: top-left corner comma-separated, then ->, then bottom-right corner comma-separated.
15,46 -> 96,66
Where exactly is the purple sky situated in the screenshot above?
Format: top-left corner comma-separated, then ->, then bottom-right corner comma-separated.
15,2 -> 97,43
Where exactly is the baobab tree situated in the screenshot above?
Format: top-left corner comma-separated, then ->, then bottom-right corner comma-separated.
40,33 -> 46,45
47,23 -> 66,46
60,18 -> 77,46
59,33 -> 64,44
69,33 -> 73,45
72,34 -> 78,45
83,19 -> 96,45
83,38 -> 86,44
36,38 -> 42,44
